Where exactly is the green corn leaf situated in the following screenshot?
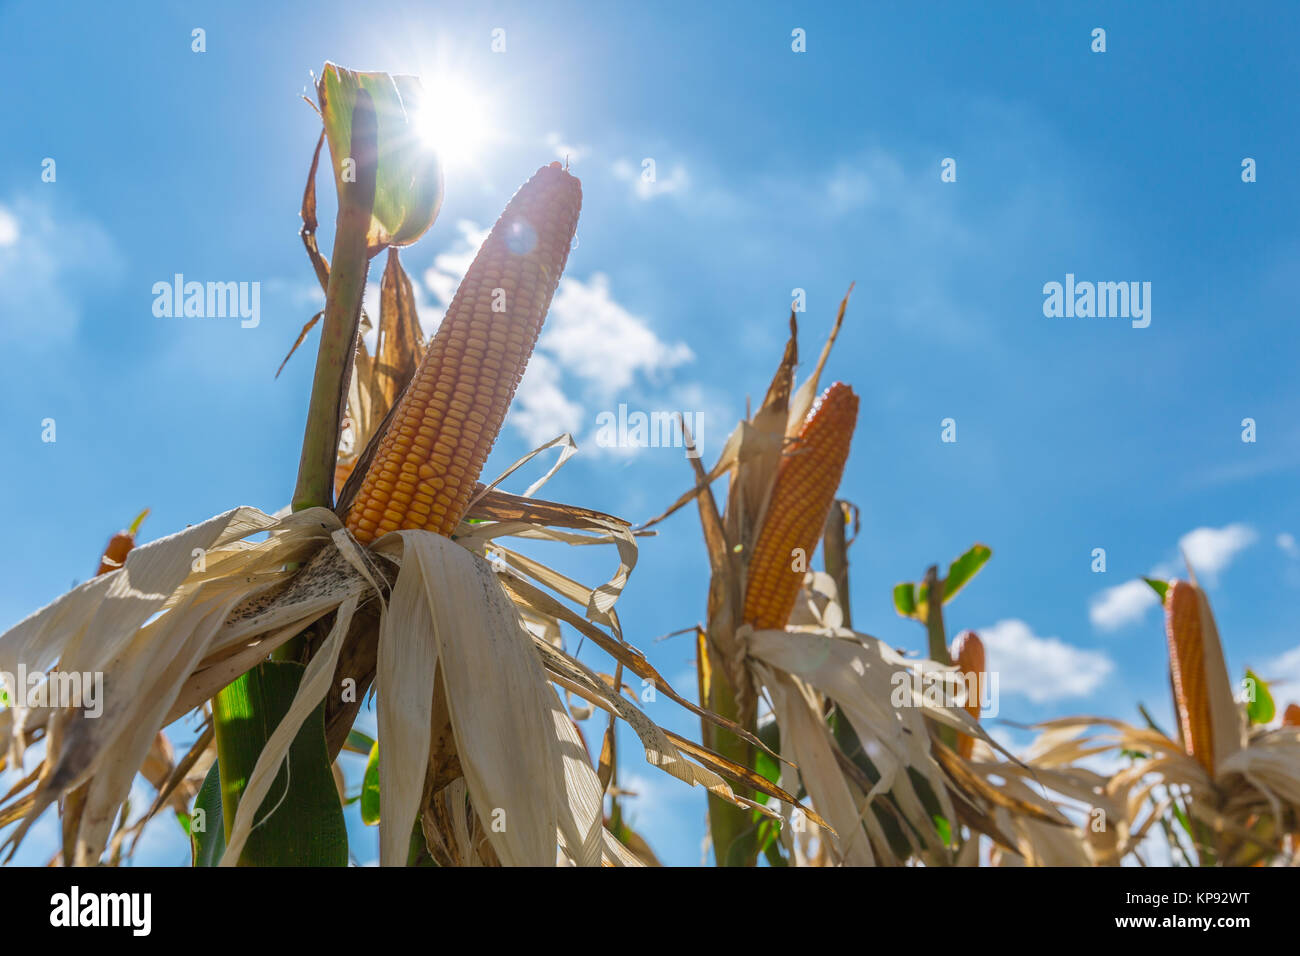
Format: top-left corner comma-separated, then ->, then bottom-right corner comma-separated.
318,62 -> 444,253
343,729 -> 375,756
1143,577 -> 1169,602
210,661 -> 348,866
361,741 -> 381,825
1243,668 -> 1275,724
191,762 -> 225,867
751,719 -> 782,808
942,544 -> 992,603
762,831 -> 789,867
893,582 -> 918,618
897,545 -> 992,620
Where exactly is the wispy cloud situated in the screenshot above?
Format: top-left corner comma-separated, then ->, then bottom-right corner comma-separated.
262,277 -> 325,311
543,273 -> 693,394
1089,523 -> 1258,631
0,194 -> 122,347
822,150 -> 910,218
421,224 -> 695,451
612,158 -> 689,200
979,619 -> 1113,703
513,352 -> 585,448
1089,579 -> 1160,633
1265,645 -> 1300,701
1179,523 -> 1257,584
0,206 -> 17,246
545,132 -> 587,166
422,219 -> 490,325
1185,444 -> 1300,491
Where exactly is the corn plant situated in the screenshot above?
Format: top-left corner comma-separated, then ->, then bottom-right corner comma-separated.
1021,572 -> 1300,866
0,63 -> 777,867
646,298 -> 1056,866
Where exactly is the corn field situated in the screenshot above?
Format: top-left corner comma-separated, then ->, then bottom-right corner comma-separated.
2,16 -> 1298,888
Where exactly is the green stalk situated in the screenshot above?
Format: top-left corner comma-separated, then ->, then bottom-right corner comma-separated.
701,641 -> 759,866
923,565 -> 958,752
210,91 -> 379,855
292,91 -> 378,514
923,565 -> 950,665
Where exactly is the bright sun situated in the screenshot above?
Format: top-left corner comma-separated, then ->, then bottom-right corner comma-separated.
413,76 -> 493,170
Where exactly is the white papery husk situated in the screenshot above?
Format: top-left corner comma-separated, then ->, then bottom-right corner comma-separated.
999,715 -> 1300,866
1003,579 -> 1300,867
744,618 -> 1072,866
644,300 -> 1074,866
0,440 -> 769,867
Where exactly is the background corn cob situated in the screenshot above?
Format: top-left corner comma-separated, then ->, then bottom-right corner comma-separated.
346,163 -> 581,543
950,629 -> 986,759
95,508 -> 149,576
742,382 -> 858,630
1165,580 -> 1215,773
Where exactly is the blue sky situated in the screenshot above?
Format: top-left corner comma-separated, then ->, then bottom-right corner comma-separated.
2,1 -> 1298,865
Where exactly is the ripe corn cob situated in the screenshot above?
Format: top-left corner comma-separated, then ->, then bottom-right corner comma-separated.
950,629 -> 986,760
1283,703 -> 1300,727
1165,580 -> 1215,773
95,508 -> 149,576
742,382 -> 858,630
345,163 -> 581,543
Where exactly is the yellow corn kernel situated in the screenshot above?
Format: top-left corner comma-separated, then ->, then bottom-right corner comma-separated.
950,630 -> 986,760
1165,580 -> 1214,773
742,382 -> 859,630
346,163 -> 581,542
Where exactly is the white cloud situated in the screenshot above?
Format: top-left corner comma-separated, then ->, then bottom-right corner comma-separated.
422,219 -> 490,316
0,206 -> 18,246
543,273 -> 693,394
1178,523 -> 1256,583
545,132 -> 586,165
1277,532 -> 1297,558
612,158 -> 689,200
512,352 -> 585,448
824,150 -> 905,213
1089,579 -> 1160,632
0,195 -> 121,345
1265,645 -> 1300,699
979,619 -> 1113,703
261,277 -> 325,311
1088,523 -> 1258,633
421,228 -> 694,449
619,769 -> 699,817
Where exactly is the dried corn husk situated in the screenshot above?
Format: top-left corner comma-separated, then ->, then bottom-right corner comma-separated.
0,437 -> 815,866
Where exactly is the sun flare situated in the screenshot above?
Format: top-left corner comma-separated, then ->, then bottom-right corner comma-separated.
413,75 -> 494,169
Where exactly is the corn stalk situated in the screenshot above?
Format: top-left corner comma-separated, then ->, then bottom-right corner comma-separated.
212,62 -> 446,860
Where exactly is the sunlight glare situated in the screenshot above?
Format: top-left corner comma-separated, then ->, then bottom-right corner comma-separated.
413,76 -> 494,169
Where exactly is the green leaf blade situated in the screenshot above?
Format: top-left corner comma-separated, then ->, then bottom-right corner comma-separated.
942,544 -> 992,603
1244,668 -> 1275,724
893,582 -> 917,618
361,741 -> 381,826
